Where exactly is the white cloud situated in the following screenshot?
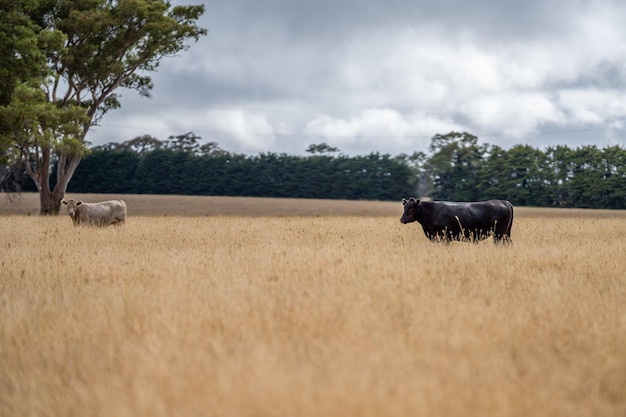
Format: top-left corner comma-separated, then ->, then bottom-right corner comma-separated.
459,93 -> 566,138
88,114 -> 172,145
200,109 -> 277,152
558,89 -> 626,124
304,108 -> 465,148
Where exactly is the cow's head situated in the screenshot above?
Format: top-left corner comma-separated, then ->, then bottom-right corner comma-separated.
400,197 -> 420,224
62,199 -> 82,219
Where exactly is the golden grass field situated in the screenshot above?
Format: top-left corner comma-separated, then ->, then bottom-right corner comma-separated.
1,193 -> 625,417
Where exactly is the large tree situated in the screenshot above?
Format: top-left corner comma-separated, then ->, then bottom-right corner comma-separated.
425,131 -> 488,201
0,0 -> 206,214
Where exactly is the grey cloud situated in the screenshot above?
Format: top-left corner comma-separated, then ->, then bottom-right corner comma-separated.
89,0 -> 626,155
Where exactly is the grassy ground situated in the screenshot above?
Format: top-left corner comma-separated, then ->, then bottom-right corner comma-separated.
1,194 -> 625,416
4,192 -> 626,217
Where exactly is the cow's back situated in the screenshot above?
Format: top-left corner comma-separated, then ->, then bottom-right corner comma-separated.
102,199 -> 126,225
77,200 -> 126,226
456,200 -> 511,230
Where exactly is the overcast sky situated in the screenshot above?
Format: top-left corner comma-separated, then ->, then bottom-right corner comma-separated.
87,0 -> 626,156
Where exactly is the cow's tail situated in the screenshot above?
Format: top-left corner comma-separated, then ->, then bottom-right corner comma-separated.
120,200 -> 128,224
504,200 -> 514,236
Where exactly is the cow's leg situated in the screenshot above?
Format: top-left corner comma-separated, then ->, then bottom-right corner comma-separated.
493,233 -> 512,244
493,219 -> 513,244
429,234 -> 443,244
494,222 -> 513,244
429,232 -> 450,245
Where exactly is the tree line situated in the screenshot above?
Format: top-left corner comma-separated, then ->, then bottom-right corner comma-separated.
7,131 -> 625,209
409,132 -> 626,209
62,133 -> 414,201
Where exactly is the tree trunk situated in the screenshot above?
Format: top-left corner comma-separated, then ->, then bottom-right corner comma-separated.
37,147 -> 55,215
31,147 -> 82,215
39,188 -> 61,215
38,153 -> 83,216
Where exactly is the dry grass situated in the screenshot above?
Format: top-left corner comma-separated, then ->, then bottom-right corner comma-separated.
1,194 -> 625,417
5,192 -> 626,217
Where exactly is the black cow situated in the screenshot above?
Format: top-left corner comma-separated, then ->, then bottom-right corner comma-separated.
400,198 -> 513,244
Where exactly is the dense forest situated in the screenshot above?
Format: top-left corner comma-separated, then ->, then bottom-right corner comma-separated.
4,131 -> 626,209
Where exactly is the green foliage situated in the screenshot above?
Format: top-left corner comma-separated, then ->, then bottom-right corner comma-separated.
68,140 -> 414,200
0,0 -> 53,106
306,143 -> 340,155
70,146 -> 139,193
422,132 -> 626,209
426,132 -> 488,201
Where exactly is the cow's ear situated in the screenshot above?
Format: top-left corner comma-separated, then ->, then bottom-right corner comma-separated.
415,199 -> 421,205
402,198 -> 408,205
76,201 -> 82,206
62,199 -> 68,205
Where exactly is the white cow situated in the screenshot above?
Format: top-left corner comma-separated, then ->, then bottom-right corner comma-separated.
62,199 -> 127,226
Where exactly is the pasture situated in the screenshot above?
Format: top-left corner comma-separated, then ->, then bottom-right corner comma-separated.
1,194 -> 625,417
